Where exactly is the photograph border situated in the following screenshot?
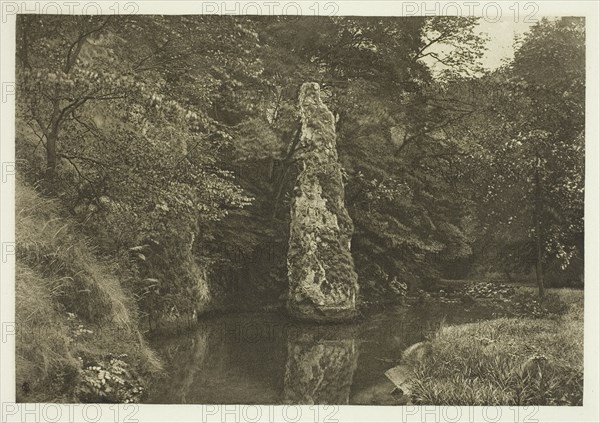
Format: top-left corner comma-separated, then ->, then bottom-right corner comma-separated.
1,1 -> 598,422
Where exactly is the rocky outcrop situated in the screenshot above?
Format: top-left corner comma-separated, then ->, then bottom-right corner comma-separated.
286,82 -> 359,322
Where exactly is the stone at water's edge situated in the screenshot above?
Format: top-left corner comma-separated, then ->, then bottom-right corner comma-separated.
385,341 -> 433,401
402,341 -> 433,363
286,82 -> 359,322
384,364 -> 413,396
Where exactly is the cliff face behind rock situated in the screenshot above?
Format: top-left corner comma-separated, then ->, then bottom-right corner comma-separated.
286,82 -> 359,322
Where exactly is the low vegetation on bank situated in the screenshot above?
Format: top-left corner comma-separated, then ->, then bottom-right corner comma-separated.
16,180 -> 161,402
409,288 -> 583,405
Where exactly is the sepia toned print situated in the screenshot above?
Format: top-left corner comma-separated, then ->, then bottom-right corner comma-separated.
12,13 -> 584,407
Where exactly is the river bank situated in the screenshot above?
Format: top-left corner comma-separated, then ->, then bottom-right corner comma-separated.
141,282 -> 583,406
398,287 -> 583,406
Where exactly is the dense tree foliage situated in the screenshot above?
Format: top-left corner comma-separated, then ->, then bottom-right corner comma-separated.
16,15 -> 584,324
463,17 -> 585,297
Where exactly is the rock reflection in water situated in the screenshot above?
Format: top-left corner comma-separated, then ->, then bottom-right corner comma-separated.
146,304 -> 480,404
283,326 -> 359,405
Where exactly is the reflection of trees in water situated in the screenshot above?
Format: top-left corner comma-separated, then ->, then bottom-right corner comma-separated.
283,327 -> 359,405
148,329 -> 211,403
175,332 -> 211,403
147,318 -> 288,404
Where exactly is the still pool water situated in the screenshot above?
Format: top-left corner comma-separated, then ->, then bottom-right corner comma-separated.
145,303 -> 488,405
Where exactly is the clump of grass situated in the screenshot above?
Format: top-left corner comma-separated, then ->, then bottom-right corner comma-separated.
409,288 -> 583,405
17,182 -> 131,324
16,262 -> 81,402
16,179 -> 161,402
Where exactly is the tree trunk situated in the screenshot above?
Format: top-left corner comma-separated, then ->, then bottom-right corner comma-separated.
533,163 -> 545,299
534,237 -> 545,299
45,130 -> 58,187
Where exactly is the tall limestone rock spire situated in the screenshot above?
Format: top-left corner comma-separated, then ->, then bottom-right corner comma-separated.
286,82 -> 359,322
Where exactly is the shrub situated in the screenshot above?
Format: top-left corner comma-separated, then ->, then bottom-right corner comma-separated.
76,354 -> 145,403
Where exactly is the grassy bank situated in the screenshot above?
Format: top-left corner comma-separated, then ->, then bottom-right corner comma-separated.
16,180 -> 161,402
409,287 -> 583,405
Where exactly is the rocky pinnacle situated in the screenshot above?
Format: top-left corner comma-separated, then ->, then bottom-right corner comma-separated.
286,82 -> 359,322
